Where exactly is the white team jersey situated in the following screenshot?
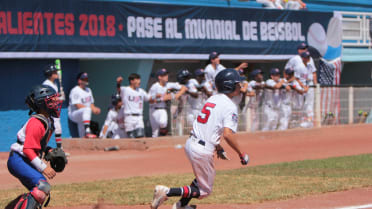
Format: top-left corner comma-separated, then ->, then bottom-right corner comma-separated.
204,63 -> 226,85
186,79 -> 205,110
68,86 -> 94,113
264,79 -> 281,109
281,79 -> 303,108
285,55 -> 316,85
42,79 -> 58,93
120,86 -> 149,115
104,108 -> 118,126
191,94 -> 238,147
247,80 -> 264,108
149,82 -> 182,109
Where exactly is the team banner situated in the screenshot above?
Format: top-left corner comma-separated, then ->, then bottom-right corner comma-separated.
0,0 -> 334,59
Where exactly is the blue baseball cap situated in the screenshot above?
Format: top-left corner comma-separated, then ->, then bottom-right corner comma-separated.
285,67 -> 294,74
77,72 -> 88,80
250,69 -> 263,78
156,68 -> 168,76
270,68 -> 280,75
297,42 -> 308,50
238,68 -> 245,75
300,51 -> 311,58
194,68 -> 205,76
209,51 -> 220,61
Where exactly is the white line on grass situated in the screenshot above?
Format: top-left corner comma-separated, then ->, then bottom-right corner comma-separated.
335,204 -> 372,209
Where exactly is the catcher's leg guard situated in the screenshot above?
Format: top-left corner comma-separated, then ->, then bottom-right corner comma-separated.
30,180 -> 50,205
14,193 -> 40,209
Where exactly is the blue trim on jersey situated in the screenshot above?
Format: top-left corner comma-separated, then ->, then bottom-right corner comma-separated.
7,152 -> 46,191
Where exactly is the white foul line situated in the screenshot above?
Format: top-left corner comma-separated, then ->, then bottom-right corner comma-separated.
335,204 -> 372,209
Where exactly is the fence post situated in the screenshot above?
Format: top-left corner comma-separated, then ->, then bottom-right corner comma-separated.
315,84 -> 322,128
348,86 -> 354,124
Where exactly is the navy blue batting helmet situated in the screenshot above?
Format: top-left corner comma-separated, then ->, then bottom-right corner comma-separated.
25,85 -> 62,117
215,68 -> 245,94
111,94 -> 122,106
177,68 -> 191,84
43,64 -> 58,78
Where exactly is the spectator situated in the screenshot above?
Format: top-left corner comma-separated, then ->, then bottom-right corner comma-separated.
116,73 -> 151,138
99,94 -> 127,139
42,64 -> 64,148
68,72 -> 101,138
148,68 -> 187,137
247,69 -> 265,131
256,0 -> 284,9
204,52 -> 248,93
284,0 -> 306,10
262,68 -> 285,131
279,67 -> 306,130
285,43 -> 317,128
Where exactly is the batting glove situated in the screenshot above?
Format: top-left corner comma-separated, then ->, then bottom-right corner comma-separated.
240,153 -> 249,165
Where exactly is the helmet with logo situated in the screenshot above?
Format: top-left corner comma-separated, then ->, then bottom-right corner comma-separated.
25,85 -> 62,117
215,68 -> 245,94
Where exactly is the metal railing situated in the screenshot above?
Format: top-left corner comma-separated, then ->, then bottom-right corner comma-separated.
341,11 -> 371,48
170,85 -> 372,136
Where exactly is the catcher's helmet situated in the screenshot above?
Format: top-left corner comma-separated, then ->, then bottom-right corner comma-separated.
111,94 -> 122,106
43,64 -> 58,78
177,68 -> 191,84
215,68 -> 245,94
25,85 -> 62,118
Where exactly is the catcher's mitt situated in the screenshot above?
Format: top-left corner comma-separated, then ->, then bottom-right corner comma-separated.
44,148 -> 68,172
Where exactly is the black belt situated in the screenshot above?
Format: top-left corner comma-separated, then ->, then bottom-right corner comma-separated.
198,140 -> 205,146
154,107 -> 166,110
126,114 -> 141,116
17,139 -> 23,145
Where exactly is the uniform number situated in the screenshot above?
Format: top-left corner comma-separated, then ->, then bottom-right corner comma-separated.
197,102 -> 216,124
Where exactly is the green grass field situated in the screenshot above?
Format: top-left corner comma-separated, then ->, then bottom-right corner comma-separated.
1,154 -> 372,207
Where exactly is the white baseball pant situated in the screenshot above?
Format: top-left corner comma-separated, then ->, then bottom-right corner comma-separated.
279,104 -> 292,130
304,87 -> 315,120
52,117 -> 62,135
150,108 -> 168,137
124,115 -> 144,133
262,105 -> 279,131
184,137 -> 215,198
68,107 -> 92,137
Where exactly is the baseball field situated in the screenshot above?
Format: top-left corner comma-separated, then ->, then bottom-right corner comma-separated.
1,124 -> 372,209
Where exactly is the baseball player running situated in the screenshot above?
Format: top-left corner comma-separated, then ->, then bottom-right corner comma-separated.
279,68 -> 306,130
42,64 -> 64,148
7,85 -> 62,209
262,68 -> 286,131
68,72 -> 101,138
148,68 -> 187,137
151,68 -> 249,209
99,94 -> 127,139
117,73 -> 151,138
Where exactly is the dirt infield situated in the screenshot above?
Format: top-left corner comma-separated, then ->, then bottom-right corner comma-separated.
1,124 -> 372,208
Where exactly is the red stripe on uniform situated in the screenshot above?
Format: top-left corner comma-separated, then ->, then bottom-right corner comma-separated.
182,186 -> 189,198
83,120 -> 90,124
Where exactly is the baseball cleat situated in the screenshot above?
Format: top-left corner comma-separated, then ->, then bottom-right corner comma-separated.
172,201 -> 196,209
150,185 -> 169,209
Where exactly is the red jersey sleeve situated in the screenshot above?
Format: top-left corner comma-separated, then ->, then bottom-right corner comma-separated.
23,117 -> 46,161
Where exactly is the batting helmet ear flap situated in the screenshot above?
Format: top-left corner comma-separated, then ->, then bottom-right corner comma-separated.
223,80 -> 236,92
25,92 -> 38,115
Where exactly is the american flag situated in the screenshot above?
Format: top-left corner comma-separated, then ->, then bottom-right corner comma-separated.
318,58 -> 343,124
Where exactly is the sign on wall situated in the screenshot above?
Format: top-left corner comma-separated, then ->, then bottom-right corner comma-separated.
0,0 -> 333,59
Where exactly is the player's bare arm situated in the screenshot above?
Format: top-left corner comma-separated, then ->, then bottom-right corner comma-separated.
235,62 -> 248,70
90,103 -> 101,115
223,127 -> 249,165
74,103 -> 86,109
174,85 -> 188,100
116,76 -> 123,94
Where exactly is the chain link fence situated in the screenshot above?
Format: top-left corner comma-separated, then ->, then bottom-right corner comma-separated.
169,85 -> 372,136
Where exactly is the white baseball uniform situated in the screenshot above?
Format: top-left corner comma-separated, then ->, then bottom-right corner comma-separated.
185,79 -> 213,127
119,86 -> 150,133
247,80 -> 264,131
279,79 -> 303,130
204,63 -> 225,92
285,55 -> 317,121
68,86 -> 94,137
99,107 -> 127,139
42,79 -> 62,137
186,93 -> 238,198
262,79 -> 282,131
148,82 -> 182,137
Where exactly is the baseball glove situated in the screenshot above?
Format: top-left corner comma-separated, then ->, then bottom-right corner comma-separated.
44,148 -> 68,172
